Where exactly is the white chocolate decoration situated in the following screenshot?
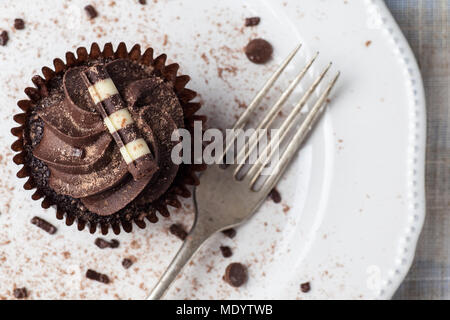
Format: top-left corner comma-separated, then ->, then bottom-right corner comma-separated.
106,109 -> 134,132
88,78 -> 119,104
120,139 -> 151,163
103,117 -> 116,134
119,145 -> 134,164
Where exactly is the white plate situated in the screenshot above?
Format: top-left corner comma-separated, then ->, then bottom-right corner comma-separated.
0,0 -> 425,299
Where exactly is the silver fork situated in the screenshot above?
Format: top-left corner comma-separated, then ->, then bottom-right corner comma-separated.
147,44 -> 340,299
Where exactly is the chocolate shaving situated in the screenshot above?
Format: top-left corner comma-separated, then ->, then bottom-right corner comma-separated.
245,17 -> 260,27
0,31 -> 8,46
13,287 -> 28,299
84,5 -> 98,19
109,239 -> 119,248
86,269 -> 110,284
220,246 -> 232,258
31,216 -> 57,234
122,258 -> 134,269
301,282 -> 311,293
14,18 -> 25,30
222,228 -> 236,239
169,223 -> 188,240
138,0 -> 147,4
94,238 -> 120,249
94,238 -> 109,249
223,263 -> 248,287
269,188 -> 282,203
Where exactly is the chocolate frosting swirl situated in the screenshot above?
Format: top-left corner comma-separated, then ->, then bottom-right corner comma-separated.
33,59 -> 183,216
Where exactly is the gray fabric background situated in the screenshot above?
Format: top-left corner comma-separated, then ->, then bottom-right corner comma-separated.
384,0 -> 449,300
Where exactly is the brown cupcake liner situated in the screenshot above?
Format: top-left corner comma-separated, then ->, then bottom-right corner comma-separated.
11,42 -> 206,235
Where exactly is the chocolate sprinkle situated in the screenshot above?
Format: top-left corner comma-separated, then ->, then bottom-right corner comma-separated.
245,17 -> 260,27
245,38 -> 273,64
94,238 -> 109,249
222,228 -> 236,239
138,0 -> 147,4
169,224 -> 188,240
31,216 -> 57,234
223,263 -> 248,287
0,30 -> 8,46
84,5 -> 98,19
13,287 -> 28,299
122,258 -> 133,269
220,246 -> 233,258
14,18 -> 25,30
109,239 -> 120,248
301,282 -> 311,293
269,188 -> 282,203
86,269 -> 110,284
94,238 -> 120,249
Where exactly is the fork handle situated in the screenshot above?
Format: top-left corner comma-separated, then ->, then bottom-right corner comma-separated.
147,224 -> 211,300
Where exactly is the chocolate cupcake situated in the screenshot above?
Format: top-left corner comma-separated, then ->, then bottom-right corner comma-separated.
11,42 -> 206,235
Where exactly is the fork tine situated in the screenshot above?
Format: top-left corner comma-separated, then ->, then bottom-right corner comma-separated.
233,43 -> 302,131
250,72 -> 341,189
220,44 -> 302,163
246,63 -> 332,181
233,52 -> 319,176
